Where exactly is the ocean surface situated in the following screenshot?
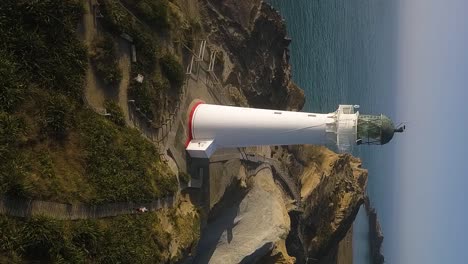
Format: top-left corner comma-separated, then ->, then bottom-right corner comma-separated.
267,1 -> 399,263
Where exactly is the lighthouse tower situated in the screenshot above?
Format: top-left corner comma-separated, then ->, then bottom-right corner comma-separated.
185,103 -> 404,158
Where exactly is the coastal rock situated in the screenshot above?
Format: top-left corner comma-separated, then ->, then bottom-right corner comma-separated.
365,197 -> 385,264
195,166 -> 290,264
286,145 -> 368,262
200,1 -> 369,262
205,0 -> 305,110
257,239 -> 296,264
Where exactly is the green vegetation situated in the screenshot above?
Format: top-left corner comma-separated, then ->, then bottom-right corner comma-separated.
41,94 -> 76,139
133,0 -> 170,29
0,1 -> 197,263
79,111 -> 177,203
0,53 -> 26,112
0,0 -> 178,203
0,209 -> 199,263
99,0 -> 186,124
128,76 -> 170,120
104,100 -> 126,126
229,86 -> 249,107
0,0 -> 87,100
160,53 -> 185,89
129,79 -> 158,120
0,113 -> 30,198
0,0 -> 87,200
90,34 -> 122,86
179,172 -> 191,185
99,0 -> 159,71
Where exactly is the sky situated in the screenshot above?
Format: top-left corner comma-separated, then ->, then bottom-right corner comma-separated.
392,0 -> 468,263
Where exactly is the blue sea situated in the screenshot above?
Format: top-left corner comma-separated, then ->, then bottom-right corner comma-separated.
268,1 -> 399,263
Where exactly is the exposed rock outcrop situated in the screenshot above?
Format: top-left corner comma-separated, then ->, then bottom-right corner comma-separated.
204,0 -> 305,110
257,239 -> 296,264
198,2 -> 369,263
285,145 -> 368,262
364,197 -> 385,264
195,166 -> 291,264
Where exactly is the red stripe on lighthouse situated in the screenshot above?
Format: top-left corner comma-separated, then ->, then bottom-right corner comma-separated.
185,102 -> 204,148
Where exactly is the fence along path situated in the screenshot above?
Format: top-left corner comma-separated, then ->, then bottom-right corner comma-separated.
0,196 -> 175,220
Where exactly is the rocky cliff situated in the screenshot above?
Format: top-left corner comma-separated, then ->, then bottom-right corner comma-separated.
195,166 -> 291,263
276,145 -> 368,262
198,1 -> 369,263
203,0 -> 305,110
365,197 -> 385,264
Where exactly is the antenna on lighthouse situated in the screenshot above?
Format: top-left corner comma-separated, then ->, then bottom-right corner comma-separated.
394,122 -> 407,133
394,123 -> 406,133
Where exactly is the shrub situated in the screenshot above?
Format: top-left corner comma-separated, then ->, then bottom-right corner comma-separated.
71,220 -> 101,257
128,80 -> 156,120
0,112 -> 25,145
104,100 -> 126,126
78,111 -> 177,203
91,34 -> 122,86
160,54 -> 184,89
20,216 -> 66,261
179,172 -> 191,184
99,0 -> 158,71
0,113 -> 32,197
133,29 -> 159,71
0,205 -> 200,262
135,0 -> 170,30
0,53 -> 25,112
42,94 -> 75,139
188,17 -> 202,35
0,0 -> 87,99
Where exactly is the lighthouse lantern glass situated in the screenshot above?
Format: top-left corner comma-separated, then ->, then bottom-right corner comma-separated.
357,114 -> 395,145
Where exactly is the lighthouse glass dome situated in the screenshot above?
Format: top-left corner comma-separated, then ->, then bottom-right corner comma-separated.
357,114 -> 395,145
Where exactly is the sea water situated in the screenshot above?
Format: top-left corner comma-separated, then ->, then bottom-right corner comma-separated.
268,1 -> 399,263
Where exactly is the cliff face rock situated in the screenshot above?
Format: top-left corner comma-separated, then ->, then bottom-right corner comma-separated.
365,197 -> 385,264
201,1 -> 369,262
257,239 -> 296,264
286,145 -> 368,262
195,166 -> 291,264
205,0 -> 305,110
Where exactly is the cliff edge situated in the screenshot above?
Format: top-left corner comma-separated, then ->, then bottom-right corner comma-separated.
365,197 -> 385,264
196,1 -> 369,263
281,145 -> 368,262
204,0 -> 305,110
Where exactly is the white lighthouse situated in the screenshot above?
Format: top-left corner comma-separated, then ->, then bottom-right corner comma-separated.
185,103 -> 404,158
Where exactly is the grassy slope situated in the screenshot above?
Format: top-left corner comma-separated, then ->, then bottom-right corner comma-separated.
0,1 -> 201,262
0,205 -> 199,263
0,0 -> 177,203
99,0 -> 187,120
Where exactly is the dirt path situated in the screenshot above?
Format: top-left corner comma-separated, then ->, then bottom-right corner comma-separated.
0,196 -> 175,220
117,38 -> 132,125
81,0 -> 107,110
